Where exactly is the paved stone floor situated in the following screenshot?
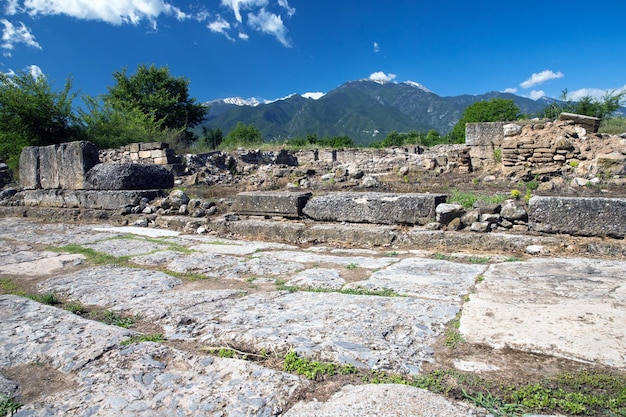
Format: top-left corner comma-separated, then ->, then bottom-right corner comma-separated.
0,218 -> 624,416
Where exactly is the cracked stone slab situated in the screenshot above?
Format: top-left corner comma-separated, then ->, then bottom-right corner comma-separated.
344,258 -> 486,301
14,343 -> 306,417
113,290 -> 458,374
285,268 -> 346,290
0,218 -> 115,246
38,266 -> 182,306
221,256 -> 305,279
166,253 -> 244,277
284,384 -> 487,417
83,238 -> 171,257
0,250 -> 85,276
93,225 -> 180,238
460,258 -> 626,368
262,250 -> 399,269
0,295 -> 132,372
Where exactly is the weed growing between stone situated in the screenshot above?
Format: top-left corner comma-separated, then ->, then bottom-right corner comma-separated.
94,310 -> 138,328
443,311 -> 465,349
448,189 -> 508,209
283,351 -> 357,381
0,393 -> 22,416
120,334 -> 165,347
345,262 -> 359,270
27,293 -> 60,306
274,280 -> 404,297
50,244 -> 131,266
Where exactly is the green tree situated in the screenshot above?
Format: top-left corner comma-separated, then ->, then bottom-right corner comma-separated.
222,122 -> 263,147
79,96 -> 182,149
450,98 -> 520,143
540,89 -> 625,120
103,64 -> 207,141
0,70 -> 83,171
199,127 -> 223,149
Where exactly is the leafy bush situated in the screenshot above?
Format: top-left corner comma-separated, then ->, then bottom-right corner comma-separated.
450,98 -> 520,143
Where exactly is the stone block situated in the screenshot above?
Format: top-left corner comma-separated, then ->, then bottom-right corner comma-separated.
85,163 -> 174,190
303,192 -> 447,225
529,196 -> 626,238
129,143 -> 140,153
39,145 -> 60,189
57,141 -> 101,190
232,191 -> 312,218
140,142 -> 168,151
559,112 -> 600,133
19,146 -> 40,189
465,122 -> 505,146
138,150 -> 152,159
19,189 -> 162,209
435,203 -> 464,225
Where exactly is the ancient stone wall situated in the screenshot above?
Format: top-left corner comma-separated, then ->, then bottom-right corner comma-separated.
99,142 -> 181,165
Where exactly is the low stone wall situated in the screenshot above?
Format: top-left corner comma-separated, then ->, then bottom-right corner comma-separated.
15,190 -> 163,210
465,121 -> 506,171
99,142 -> 181,165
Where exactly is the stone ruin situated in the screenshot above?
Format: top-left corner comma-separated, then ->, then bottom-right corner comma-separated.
0,112 -> 625,243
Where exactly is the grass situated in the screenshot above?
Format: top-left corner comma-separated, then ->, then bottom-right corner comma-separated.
599,116 -> 626,134
448,189 -> 508,209
93,310 -> 138,328
346,262 -> 359,270
283,350 -> 357,380
120,333 -> 165,346
27,293 -> 60,305
275,280 -> 405,297
443,311 -> 465,349
0,393 -> 22,416
49,244 -> 131,266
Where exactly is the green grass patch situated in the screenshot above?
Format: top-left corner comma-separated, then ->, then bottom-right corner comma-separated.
346,262 -> 359,270
28,292 -> 60,305
599,116 -> 626,134
275,281 -> 404,297
468,256 -> 490,264
120,333 -> 165,346
163,269 -> 210,281
443,312 -> 465,349
0,393 -> 22,416
283,350 -> 357,380
90,310 -> 137,328
49,244 -> 131,266
0,278 -> 25,296
64,302 -> 88,315
449,189 -> 508,209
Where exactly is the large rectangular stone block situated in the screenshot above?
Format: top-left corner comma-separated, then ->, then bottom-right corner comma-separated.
302,192 -> 447,225
18,141 -> 100,190
231,191 -> 312,218
18,146 -> 40,189
529,196 -> 626,238
19,189 -> 162,209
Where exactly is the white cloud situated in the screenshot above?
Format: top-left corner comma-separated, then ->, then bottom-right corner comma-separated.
1,19 -> 41,56
529,90 -> 545,100
568,85 -> 626,101
373,41 -> 379,53
520,70 -> 564,89
369,71 -> 396,83
276,0 -> 295,16
238,31 -> 249,40
208,16 -> 231,35
28,64 -> 43,78
5,0 -> 20,15
502,87 -> 517,94
221,0 -> 268,23
302,92 -> 324,100
247,8 -> 290,47
20,0 -> 187,26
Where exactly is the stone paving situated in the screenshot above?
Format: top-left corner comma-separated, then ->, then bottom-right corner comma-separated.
0,218 -> 624,416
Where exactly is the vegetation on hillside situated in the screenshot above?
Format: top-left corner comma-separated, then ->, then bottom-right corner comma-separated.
540,89 -> 625,120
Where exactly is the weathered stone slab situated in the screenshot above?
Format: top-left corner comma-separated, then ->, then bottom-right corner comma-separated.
285,268 -> 346,290
84,163 -> 174,190
303,224 -> 397,247
284,384 -> 487,417
560,112 -> 600,133
231,191 -> 312,218
303,192 -> 446,225
0,295 -> 133,371
18,142 -> 100,190
529,196 -> 626,238
1,296 -> 306,416
0,251 -> 85,276
460,258 -> 626,368
18,189 -> 162,209
39,266 -> 182,306
113,290 -> 457,374
344,258 -> 485,300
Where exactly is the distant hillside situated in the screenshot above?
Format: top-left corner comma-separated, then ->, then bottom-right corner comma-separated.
200,80 -> 561,146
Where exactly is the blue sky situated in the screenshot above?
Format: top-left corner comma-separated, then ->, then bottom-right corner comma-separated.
2,0 -> 625,104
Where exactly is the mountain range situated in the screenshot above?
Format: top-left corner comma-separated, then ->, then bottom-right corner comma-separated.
200,79 -> 560,146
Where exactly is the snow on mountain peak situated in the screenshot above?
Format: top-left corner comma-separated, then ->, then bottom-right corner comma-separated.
404,81 -> 432,93
220,97 -> 261,106
302,92 -> 325,100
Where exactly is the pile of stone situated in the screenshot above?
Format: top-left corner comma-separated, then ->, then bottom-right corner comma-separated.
120,189 -> 219,227
435,199 -> 529,233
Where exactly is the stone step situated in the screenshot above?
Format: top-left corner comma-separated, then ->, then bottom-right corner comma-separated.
231,191 -> 312,218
